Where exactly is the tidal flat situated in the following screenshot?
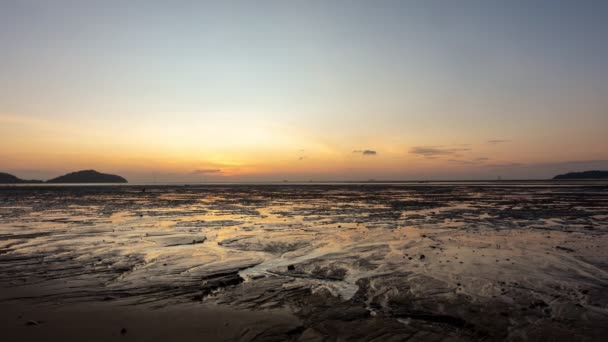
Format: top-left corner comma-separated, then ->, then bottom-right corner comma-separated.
1,183 -> 607,341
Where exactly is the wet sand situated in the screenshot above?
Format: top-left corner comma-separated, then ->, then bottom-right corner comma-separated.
0,301 -> 301,342
1,183 -> 607,341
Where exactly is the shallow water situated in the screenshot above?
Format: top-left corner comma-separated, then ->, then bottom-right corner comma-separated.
1,184 -> 607,340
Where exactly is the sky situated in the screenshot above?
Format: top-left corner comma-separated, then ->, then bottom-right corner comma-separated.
1,0 -> 607,182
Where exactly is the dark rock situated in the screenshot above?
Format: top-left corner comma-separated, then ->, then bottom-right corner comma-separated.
529,300 -> 548,309
555,246 -> 575,252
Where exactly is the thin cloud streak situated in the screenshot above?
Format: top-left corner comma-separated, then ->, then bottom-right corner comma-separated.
191,169 -> 222,175
487,139 -> 512,144
448,157 -> 490,165
409,146 -> 471,158
353,150 -> 377,156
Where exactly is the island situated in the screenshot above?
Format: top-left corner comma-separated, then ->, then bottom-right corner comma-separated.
553,170 -> 608,180
46,170 -> 128,183
0,172 -> 43,184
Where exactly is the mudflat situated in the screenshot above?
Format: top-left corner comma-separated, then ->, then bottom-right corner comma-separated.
1,183 -> 607,341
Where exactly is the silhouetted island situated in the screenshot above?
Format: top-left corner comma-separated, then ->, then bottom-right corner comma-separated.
46,170 -> 127,183
0,172 -> 43,184
553,170 -> 608,180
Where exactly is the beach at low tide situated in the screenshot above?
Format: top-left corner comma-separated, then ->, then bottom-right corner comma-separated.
1,183 -> 607,341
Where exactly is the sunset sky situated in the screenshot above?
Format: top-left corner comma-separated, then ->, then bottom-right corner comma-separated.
1,1 -> 607,182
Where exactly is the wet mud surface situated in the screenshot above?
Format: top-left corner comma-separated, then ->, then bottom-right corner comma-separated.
1,184 -> 607,341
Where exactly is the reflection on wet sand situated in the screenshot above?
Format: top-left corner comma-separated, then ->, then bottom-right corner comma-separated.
1,184 -> 607,341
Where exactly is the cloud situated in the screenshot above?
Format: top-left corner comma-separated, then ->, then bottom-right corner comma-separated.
487,139 -> 511,144
483,162 -> 523,168
409,146 -> 471,158
447,157 -> 489,165
191,169 -> 222,175
353,149 -> 377,156
297,149 -> 307,160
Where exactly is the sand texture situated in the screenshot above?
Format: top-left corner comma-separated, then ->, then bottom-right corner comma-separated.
1,183 -> 607,341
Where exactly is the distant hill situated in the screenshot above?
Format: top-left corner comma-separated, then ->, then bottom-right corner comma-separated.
553,170 -> 608,180
46,170 -> 127,183
0,172 -> 43,184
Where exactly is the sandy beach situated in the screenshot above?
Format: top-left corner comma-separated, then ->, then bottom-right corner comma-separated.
1,183 -> 607,341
